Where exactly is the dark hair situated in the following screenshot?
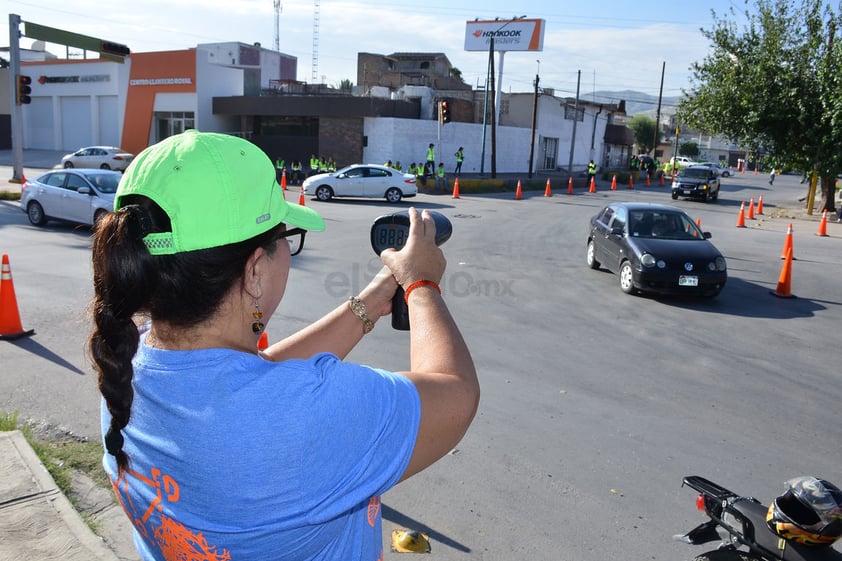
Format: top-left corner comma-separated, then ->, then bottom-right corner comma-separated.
89,195 -> 283,473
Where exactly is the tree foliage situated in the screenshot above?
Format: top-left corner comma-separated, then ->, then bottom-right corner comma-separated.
677,0 -> 842,210
628,114 -> 658,154
679,141 -> 700,158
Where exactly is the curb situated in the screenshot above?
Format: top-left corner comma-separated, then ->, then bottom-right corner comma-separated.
0,431 -> 121,561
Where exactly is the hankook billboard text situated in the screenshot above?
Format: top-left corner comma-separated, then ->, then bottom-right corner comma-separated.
464,19 -> 545,52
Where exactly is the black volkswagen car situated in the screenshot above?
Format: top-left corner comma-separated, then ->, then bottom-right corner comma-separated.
586,203 -> 727,297
671,166 -> 721,202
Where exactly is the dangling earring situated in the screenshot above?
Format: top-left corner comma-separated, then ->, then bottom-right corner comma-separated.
252,303 -> 264,333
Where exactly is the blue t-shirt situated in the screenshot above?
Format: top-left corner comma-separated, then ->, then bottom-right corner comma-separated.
101,337 -> 420,561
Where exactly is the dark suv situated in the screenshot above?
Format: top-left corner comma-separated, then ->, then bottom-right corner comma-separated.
671,166 -> 720,202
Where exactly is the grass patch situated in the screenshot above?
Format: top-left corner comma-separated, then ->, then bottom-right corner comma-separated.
0,191 -> 21,201
0,410 -> 110,493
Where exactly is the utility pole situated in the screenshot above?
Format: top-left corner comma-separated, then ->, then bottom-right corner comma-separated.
528,64 -> 539,179
653,61 -> 665,156
489,37 -> 497,178
566,70 -> 581,177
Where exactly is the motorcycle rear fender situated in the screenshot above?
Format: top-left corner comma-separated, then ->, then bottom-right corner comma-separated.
674,520 -> 725,545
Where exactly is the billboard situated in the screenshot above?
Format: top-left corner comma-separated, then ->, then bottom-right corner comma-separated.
464,19 -> 545,52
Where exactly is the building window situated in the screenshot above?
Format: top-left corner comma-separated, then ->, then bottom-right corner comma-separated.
257,116 -> 319,137
541,137 -> 558,170
564,104 -> 584,122
154,112 -> 195,143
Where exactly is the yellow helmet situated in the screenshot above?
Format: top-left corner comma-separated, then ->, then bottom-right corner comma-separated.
391,529 -> 431,553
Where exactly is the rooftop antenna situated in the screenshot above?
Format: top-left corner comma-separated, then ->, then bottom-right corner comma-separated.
273,0 -> 281,52
311,0 -> 320,83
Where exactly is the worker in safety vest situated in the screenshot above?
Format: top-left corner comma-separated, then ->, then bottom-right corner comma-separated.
587,160 -> 597,185
454,147 -> 464,175
426,144 -> 435,177
408,162 -> 417,176
309,155 -> 320,176
435,162 -> 447,191
291,160 -> 302,185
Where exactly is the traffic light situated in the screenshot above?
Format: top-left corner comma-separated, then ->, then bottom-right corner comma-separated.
440,100 -> 451,124
16,74 -> 32,105
100,40 -> 130,57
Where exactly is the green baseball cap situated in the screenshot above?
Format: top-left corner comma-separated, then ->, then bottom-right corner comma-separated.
115,130 -> 325,255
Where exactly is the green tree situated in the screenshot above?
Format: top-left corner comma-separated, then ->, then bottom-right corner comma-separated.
677,0 -> 842,212
679,141 -> 700,158
628,114 -> 658,154
337,79 -> 353,92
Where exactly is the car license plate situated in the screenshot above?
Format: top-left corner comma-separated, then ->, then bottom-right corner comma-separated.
679,275 -> 698,287
683,189 -> 692,195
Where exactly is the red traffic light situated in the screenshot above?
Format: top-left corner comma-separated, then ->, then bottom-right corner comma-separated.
16,74 -> 32,105
440,100 -> 451,124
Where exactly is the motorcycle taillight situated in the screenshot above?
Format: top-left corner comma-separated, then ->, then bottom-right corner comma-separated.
696,494 -> 706,512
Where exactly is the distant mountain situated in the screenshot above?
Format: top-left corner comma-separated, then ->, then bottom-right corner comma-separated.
585,90 -> 681,116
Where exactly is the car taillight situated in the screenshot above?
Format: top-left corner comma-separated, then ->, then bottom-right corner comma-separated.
696,495 -> 706,512
405,178 -> 416,184
113,156 -> 124,160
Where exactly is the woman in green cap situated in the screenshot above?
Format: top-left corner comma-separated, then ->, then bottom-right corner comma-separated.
88,131 -> 478,561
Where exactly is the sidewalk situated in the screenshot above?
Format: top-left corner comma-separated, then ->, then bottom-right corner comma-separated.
0,149 -> 65,194
0,431 -> 123,561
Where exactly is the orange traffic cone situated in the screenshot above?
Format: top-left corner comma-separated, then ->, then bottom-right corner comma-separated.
588,177 -> 596,193
696,217 -> 702,228
781,223 -> 794,259
0,254 -> 35,340
281,169 -> 287,190
645,174 -> 651,187
736,201 -> 747,228
756,194 -> 764,215
452,177 -> 460,199
298,186 -> 306,206
753,167 -> 758,175
816,210 -> 828,237
515,180 -> 522,200
567,176 -> 574,195
610,174 -> 617,191
628,176 -> 634,189
771,247 -> 795,298
257,331 -> 269,351
747,196 -> 755,220
544,178 -> 552,197
659,173 -> 665,186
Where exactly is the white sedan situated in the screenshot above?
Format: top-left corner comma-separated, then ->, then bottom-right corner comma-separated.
303,164 -> 418,203
61,146 -> 135,171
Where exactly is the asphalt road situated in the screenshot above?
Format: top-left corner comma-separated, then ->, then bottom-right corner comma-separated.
1,170 -> 841,561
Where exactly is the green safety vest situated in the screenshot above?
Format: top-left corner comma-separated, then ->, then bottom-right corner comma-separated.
455,150 -> 463,162
427,147 -> 435,161
436,167 -> 445,178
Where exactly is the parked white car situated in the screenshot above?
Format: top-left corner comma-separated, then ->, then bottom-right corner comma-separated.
20,169 -> 120,227
670,156 -> 698,169
61,146 -> 135,171
303,164 -> 418,203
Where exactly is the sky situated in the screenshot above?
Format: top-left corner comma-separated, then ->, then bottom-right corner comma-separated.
5,0 -> 750,105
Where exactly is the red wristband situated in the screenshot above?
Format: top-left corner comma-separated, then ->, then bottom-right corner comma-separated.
404,280 -> 441,304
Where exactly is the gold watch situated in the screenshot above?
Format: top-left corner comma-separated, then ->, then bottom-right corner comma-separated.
348,296 -> 374,334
